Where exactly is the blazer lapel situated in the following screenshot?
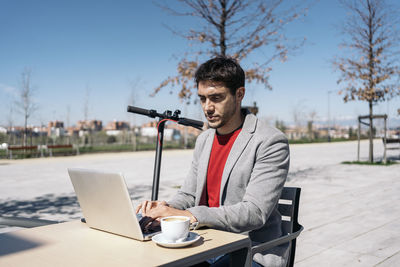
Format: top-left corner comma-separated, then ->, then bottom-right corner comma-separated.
195,129 -> 215,205
219,111 -> 257,204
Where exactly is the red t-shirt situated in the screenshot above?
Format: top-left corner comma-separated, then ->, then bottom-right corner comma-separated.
201,128 -> 242,207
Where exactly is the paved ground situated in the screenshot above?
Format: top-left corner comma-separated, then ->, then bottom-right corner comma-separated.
287,143 -> 400,266
0,139 -> 399,266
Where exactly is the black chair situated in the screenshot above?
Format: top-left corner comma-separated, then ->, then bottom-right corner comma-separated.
251,187 -> 304,267
0,216 -> 59,228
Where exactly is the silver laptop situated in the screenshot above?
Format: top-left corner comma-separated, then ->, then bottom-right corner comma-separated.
68,168 -> 160,241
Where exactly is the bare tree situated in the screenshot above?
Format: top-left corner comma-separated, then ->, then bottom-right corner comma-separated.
154,0 -> 309,101
333,0 -> 400,163
307,110 -> 317,140
66,105 -> 71,145
291,102 -> 305,139
127,78 -> 141,151
275,119 -> 286,133
82,86 -> 91,146
128,78 -> 140,109
83,86 -> 90,122
6,105 -> 15,145
66,105 -> 71,129
15,68 -> 38,146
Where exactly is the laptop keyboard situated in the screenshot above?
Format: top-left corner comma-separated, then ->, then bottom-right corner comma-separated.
137,213 -> 161,234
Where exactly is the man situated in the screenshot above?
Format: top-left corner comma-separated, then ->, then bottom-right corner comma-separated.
137,57 -> 290,266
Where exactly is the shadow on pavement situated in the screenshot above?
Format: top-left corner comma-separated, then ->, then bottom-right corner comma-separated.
0,184 -> 166,221
0,194 -> 81,219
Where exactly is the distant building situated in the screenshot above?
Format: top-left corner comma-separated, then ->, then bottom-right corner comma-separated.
105,121 -> 130,136
105,121 -> 130,131
77,120 -> 103,131
33,125 -> 48,137
48,121 -> 64,128
66,127 -> 80,137
7,126 -> 39,137
139,120 -> 202,141
284,124 -> 353,140
140,121 -> 169,139
74,120 -> 103,137
388,127 -> 400,138
48,121 -> 65,137
165,122 -> 202,138
285,127 -> 308,140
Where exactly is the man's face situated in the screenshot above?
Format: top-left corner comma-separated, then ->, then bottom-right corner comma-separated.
197,81 -> 239,130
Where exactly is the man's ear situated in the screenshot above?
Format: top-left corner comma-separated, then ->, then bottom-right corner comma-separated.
236,87 -> 245,101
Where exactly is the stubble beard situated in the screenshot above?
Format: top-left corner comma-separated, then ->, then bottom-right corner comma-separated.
207,104 -> 237,130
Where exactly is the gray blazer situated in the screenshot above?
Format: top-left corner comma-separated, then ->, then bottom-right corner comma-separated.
168,110 -> 290,266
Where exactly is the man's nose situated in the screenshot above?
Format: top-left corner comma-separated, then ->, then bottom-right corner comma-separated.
204,99 -> 214,113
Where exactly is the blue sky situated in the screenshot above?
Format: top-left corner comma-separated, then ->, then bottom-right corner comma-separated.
1,0 -> 399,129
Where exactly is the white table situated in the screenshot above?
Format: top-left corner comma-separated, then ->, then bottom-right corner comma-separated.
0,221 -> 251,266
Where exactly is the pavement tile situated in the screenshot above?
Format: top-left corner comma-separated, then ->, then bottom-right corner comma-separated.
299,217 -> 371,248
295,247 -> 383,267
335,221 -> 400,259
374,250 -> 400,267
294,240 -> 328,262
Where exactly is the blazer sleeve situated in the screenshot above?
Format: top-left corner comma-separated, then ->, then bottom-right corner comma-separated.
187,132 -> 289,233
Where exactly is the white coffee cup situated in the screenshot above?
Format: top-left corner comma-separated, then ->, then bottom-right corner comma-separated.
161,216 -> 190,243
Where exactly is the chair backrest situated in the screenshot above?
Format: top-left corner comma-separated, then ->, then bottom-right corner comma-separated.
278,187 -> 302,267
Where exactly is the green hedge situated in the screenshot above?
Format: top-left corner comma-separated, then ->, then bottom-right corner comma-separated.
0,142 -> 194,159
288,137 -> 361,144
342,161 -> 398,166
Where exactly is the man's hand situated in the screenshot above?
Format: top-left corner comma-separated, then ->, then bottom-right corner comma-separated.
145,205 -> 198,224
135,200 -> 168,216
136,200 -> 198,223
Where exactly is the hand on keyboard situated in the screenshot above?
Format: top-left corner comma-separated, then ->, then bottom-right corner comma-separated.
139,215 -> 161,233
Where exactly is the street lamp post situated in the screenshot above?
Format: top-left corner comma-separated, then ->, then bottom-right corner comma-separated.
327,90 -> 332,142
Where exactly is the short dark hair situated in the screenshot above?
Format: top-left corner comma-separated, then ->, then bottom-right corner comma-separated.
195,56 -> 245,95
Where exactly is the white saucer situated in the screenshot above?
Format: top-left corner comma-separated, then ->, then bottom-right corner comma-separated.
152,232 -> 201,248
